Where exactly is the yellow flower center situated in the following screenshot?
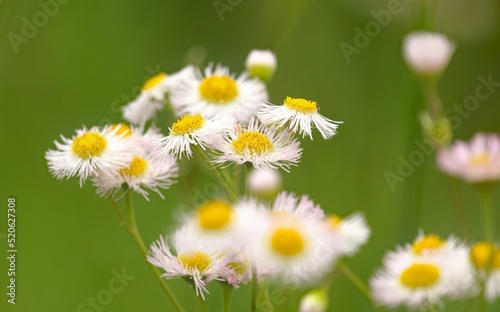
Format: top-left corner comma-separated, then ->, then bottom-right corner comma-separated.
283,97 -> 318,113
197,200 -> 233,230
232,131 -> 273,156
326,215 -> 342,228
178,251 -> 212,272
270,228 -> 305,256
228,261 -> 247,275
199,75 -> 238,103
470,153 -> 491,166
71,131 -> 107,159
400,263 -> 440,288
120,156 -> 148,177
142,72 -> 167,91
110,123 -> 132,138
471,242 -> 494,270
412,234 -> 445,254
170,114 -> 205,135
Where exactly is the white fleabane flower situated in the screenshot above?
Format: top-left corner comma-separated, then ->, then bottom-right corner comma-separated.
436,133 -> 500,183
254,210 -> 332,285
157,113 -> 235,159
324,213 -> 370,258
147,228 -> 233,299
45,126 -> 134,186
245,49 -> 277,82
93,154 -> 178,200
122,72 -> 170,125
211,118 -> 302,172
270,192 -> 324,221
257,97 -> 343,140
403,31 -> 455,77
370,234 -> 474,309
168,64 -> 268,123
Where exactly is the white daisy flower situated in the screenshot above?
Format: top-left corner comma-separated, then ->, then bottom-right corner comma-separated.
370,234 -> 474,309
45,126 -> 134,186
323,213 -> 370,258
147,227 -> 233,299
403,31 -> 455,76
93,153 -> 178,200
257,97 -> 343,140
157,113 -> 235,159
470,242 -> 500,302
254,211 -> 331,285
122,72 -> 170,125
436,133 -> 500,183
168,64 -> 268,123
245,49 -> 277,82
211,118 -> 302,172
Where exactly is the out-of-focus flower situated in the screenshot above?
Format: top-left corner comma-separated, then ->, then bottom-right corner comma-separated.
324,213 -> 370,258
470,242 -> 500,302
403,31 -> 455,77
436,133 -> 500,183
245,49 -> 277,82
299,288 -> 329,312
247,168 -> 282,199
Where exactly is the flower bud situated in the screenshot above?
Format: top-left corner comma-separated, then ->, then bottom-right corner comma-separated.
403,32 -> 455,77
245,49 -> 277,82
247,168 -> 282,200
299,288 -> 329,312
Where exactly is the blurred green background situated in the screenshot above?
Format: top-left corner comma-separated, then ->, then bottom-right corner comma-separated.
1,0 -> 500,311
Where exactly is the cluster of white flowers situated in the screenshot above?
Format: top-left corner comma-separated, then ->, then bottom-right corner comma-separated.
147,192 -> 370,297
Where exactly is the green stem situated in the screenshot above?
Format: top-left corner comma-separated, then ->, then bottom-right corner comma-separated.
193,145 -> 238,202
337,260 -> 370,300
446,177 -> 469,240
251,263 -> 258,312
479,188 -> 495,244
257,280 -> 271,312
108,196 -> 133,235
124,192 -> 185,312
196,294 -> 209,312
221,283 -> 233,312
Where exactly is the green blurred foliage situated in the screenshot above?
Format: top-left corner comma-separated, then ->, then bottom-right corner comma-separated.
1,0 -> 500,311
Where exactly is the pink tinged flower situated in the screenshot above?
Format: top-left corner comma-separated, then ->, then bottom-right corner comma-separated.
403,31 -> 455,76
436,133 -> 500,183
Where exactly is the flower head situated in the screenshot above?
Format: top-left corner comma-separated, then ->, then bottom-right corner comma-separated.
403,31 -> 455,77
45,125 -> 134,186
147,228 -> 234,299
211,118 -> 302,172
470,242 -> 500,302
157,113 -> 235,159
168,64 -> 268,123
436,133 -> 500,183
323,213 -> 370,258
257,97 -> 343,140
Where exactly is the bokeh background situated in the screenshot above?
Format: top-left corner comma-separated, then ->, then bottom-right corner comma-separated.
1,0 -> 500,311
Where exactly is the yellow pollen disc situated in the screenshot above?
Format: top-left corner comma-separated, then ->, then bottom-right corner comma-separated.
232,131 -> 273,156
470,153 -> 491,166
170,114 -> 205,135
228,262 -> 246,275
270,228 -> 305,256
198,200 -> 233,230
326,215 -> 342,228
412,234 -> 445,254
178,251 -> 212,272
198,75 -> 238,103
142,72 -> 167,91
120,156 -> 148,177
110,123 -> 132,137
471,242 -> 494,270
71,131 -> 107,159
400,263 -> 440,288
283,96 -> 318,113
